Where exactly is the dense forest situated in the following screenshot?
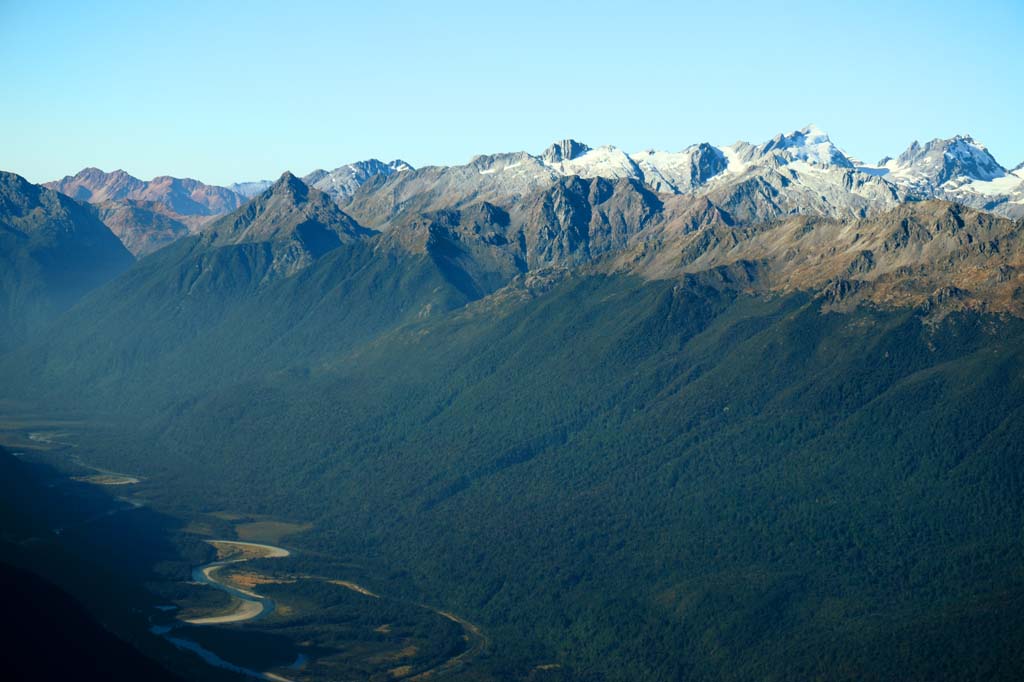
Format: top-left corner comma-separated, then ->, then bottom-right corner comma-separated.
5,2 -> 1024,677
6,268 -> 1024,680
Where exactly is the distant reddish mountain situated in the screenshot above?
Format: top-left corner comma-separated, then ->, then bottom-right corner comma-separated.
45,168 -> 246,255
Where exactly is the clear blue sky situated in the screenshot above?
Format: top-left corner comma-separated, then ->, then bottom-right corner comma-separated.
2,0 -> 1021,185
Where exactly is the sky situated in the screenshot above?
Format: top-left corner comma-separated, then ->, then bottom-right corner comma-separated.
1,0 -> 1022,186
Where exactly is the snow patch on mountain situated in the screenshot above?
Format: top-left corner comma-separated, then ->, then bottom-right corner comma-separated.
544,145 -> 641,181
306,159 -> 414,199
948,173 -> 1024,197
720,145 -> 750,175
874,135 -> 1006,189
741,125 -> 855,169
230,180 -> 273,198
630,144 -> 728,194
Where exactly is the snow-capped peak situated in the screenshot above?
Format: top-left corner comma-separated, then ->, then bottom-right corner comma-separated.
629,143 -> 728,193
748,124 -> 854,169
797,123 -> 829,141
543,143 -> 641,181
303,158 -> 417,199
844,134 -> 1023,208
885,135 -> 1005,186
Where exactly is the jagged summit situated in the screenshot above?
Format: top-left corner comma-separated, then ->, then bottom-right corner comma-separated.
887,135 -> 1006,185
45,166 -> 244,216
205,170 -> 372,272
44,126 -> 1024,264
630,143 -> 728,194
746,124 -> 854,168
543,139 -> 592,164
268,170 -> 309,199
388,159 -> 414,173
301,159 -> 415,200
42,166 -> 248,255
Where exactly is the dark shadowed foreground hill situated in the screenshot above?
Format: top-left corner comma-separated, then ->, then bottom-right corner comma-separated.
0,562 -> 187,682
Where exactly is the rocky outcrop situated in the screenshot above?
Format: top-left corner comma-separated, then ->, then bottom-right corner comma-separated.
542,139 -> 591,164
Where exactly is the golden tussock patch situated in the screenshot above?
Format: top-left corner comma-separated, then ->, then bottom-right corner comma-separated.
328,580 -> 379,598
227,571 -> 296,589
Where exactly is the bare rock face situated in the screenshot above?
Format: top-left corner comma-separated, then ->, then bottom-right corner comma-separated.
381,175 -> 664,279
743,124 -> 855,169
847,250 -> 876,276
46,168 -> 244,217
44,167 -> 248,254
342,152 -> 559,229
339,130 -> 1024,316
620,199 -> 1024,315
819,278 -> 865,304
542,139 -> 591,164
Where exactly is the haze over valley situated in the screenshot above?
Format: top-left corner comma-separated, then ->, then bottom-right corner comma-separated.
2,2 -> 1023,681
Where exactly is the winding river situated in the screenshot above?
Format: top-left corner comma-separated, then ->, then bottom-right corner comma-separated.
154,538 -> 487,681
152,540 -> 297,681
185,540 -> 289,625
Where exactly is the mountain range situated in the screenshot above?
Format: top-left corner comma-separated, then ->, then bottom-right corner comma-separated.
6,125 -> 1024,388
3,125 -> 1024,681
44,168 -> 246,256
326,125 -> 1022,227
41,126 -> 1024,261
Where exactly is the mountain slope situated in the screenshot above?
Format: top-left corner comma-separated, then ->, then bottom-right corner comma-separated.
0,171 -> 133,350
44,167 -> 247,254
623,200 -> 1024,314
46,167 -> 244,216
38,128 -> 1021,260
4,173 -> 489,412
92,200 -> 192,256
15,270 -> 1024,682
3,186 -> 1024,680
203,171 -> 376,276
879,135 -> 1006,189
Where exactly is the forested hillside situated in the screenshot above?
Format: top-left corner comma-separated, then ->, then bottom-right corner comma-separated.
7,266 -> 1023,680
